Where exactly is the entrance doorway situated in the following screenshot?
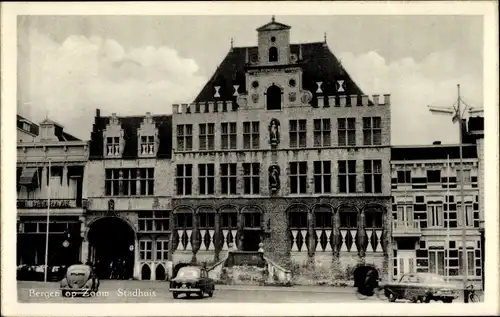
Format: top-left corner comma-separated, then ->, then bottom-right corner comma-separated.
397,250 -> 416,278
88,217 -> 135,279
242,229 -> 261,251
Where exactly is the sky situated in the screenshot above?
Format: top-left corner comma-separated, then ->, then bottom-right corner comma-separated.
17,15 -> 484,145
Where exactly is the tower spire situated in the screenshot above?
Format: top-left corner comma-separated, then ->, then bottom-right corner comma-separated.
272,15 -> 275,23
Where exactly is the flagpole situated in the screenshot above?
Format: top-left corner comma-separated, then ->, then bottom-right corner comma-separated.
446,155 -> 450,283
44,159 -> 51,283
457,84 -> 469,303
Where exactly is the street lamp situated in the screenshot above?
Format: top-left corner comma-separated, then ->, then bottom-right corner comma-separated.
428,84 -> 470,303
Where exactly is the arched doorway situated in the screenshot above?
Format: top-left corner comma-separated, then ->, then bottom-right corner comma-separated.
88,217 -> 135,279
353,265 -> 379,287
155,264 -> 166,280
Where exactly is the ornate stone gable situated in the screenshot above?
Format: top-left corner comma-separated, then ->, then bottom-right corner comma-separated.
103,113 -> 125,158
137,112 -> 159,157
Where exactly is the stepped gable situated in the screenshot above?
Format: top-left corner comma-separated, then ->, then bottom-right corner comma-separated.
89,112 -> 172,159
193,42 -> 369,108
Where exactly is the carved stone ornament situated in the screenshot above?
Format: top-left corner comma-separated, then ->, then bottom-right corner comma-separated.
268,118 -> 281,147
251,93 -> 259,103
289,92 -> 297,102
236,95 -> 248,107
108,199 -> 115,211
300,90 -> 313,104
268,165 -> 281,193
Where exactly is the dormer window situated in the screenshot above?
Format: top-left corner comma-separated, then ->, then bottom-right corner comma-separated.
140,136 -> 155,156
137,112 -> 159,157
106,137 -> 121,156
269,47 -> 278,62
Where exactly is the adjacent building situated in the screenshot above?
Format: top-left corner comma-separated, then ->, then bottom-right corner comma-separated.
85,110 -> 173,280
390,113 -> 484,288
17,117 -> 88,267
170,18 -> 393,280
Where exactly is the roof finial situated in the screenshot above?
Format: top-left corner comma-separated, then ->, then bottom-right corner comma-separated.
272,15 -> 275,23
230,37 -> 234,50
324,32 -> 327,43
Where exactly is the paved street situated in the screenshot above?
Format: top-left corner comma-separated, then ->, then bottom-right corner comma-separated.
19,280 -> 388,303
18,280 -> 479,303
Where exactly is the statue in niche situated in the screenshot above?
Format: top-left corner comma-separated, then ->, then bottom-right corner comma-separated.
268,119 -> 280,147
251,93 -> 259,104
268,165 -> 281,194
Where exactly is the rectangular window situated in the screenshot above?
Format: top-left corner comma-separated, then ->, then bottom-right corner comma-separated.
429,249 -> 445,276
176,164 -> 192,196
364,160 -> 382,193
198,164 -> 215,195
290,162 -> 308,194
313,119 -> 331,147
220,163 -> 237,195
221,122 -> 237,150
105,168 -> 154,196
458,203 -> 474,227
458,250 -> 475,276
338,160 -> 357,193
155,240 -> 169,261
105,136 -> 121,156
139,211 -> 170,233
140,240 -> 152,260
313,161 -> 331,194
338,118 -> 356,146
243,121 -> 260,149
428,204 -> 444,227
397,170 -> 411,184
243,163 -> 260,195
456,169 -> 472,184
199,123 -> 215,151
289,119 -> 307,148
140,135 -> 156,155
176,124 -> 193,151
363,117 -> 382,145
427,170 -> 441,183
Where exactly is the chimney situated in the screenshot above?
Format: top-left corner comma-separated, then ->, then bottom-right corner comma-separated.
96,109 -> 101,117
433,141 -> 441,145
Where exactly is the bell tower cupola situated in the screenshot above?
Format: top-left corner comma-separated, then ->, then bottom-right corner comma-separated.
256,16 -> 292,66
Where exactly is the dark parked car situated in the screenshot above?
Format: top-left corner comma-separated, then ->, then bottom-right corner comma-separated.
169,266 -> 214,299
383,273 -> 460,303
60,264 -> 100,297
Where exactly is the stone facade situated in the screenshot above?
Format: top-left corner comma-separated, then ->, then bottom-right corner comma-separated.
170,18 -> 393,282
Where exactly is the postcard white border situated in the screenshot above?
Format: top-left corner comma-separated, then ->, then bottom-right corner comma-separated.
2,1 -> 499,316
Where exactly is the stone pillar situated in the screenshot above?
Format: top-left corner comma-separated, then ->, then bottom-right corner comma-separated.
236,212 -> 244,251
191,211 -> 199,263
167,211 -> 174,262
214,212 -> 221,262
357,210 -> 367,258
63,165 -> 68,197
332,210 -> 342,278
307,210 -> 315,264
79,216 -> 89,263
133,239 -> 140,280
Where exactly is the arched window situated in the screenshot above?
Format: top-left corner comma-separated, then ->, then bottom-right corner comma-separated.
313,205 -> 333,228
266,85 -> 282,110
365,206 -> 383,228
288,205 -> 308,229
338,206 -> 358,228
269,47 -> 278,62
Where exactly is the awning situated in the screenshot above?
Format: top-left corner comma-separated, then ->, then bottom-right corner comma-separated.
19,168 -> 38,187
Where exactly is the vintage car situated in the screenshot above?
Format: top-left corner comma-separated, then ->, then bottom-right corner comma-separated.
169,266 -> 215,299
383,273 -> 460,303
60,264 -> 100,297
